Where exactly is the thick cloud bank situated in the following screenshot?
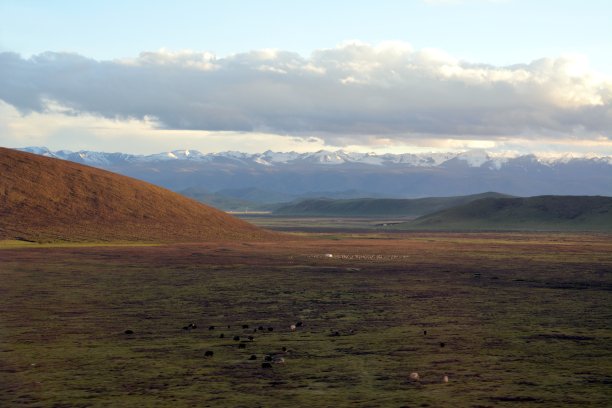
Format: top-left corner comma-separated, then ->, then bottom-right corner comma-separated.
1,42 -> 611,143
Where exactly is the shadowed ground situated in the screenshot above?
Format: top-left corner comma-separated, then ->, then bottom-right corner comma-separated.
1,232 -> 611,407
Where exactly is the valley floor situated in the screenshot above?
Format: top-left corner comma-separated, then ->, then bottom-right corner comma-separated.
1,232 -> 611,407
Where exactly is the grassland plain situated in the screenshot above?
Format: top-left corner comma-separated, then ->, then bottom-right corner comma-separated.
1,232 -> 611,407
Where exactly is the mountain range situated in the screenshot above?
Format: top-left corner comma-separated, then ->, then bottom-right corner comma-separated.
18,147 -> 612,204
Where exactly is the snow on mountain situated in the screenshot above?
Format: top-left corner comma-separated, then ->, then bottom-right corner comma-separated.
15,147 -> 612,170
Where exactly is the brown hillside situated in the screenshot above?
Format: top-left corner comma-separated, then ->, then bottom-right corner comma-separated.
0,147 -> 277,242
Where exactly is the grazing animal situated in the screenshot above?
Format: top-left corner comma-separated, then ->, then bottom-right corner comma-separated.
409,372 -> 420,381
249,355 -> 257,360
190,323 -> 197,329
268,327 -> 274,332
262,362 -> 272,369
273,357 -> 285,364
281,346 -> 287,352
258,326 -> 264,331
233,335 -> 240,341
443,375 -> 449,383
296,321 -> 303,327
124,329 -> 134,335
209,325 -> 215,330
238,343 -> 246,349
290,324 -> 296,331
182,326 -> 190,331
247,335 -> 254,341
330,331 -> 340,337
227,325 -> 231,328
264,355 -> 273,362
219,333 -> 225,339
204,350 -> 214,357
242,324 -> 249,329
423,330 -> 427,336
440,342 -> 445,348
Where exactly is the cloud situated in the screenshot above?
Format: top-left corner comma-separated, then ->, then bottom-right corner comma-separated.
1,43 -> 611,147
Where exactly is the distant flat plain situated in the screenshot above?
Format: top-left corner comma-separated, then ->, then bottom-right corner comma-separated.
2,231 -> 611,407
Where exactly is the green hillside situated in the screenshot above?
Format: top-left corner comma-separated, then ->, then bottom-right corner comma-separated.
397,195 -> 612,231
273,192 -> 511,217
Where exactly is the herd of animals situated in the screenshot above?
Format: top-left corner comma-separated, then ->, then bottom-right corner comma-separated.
123,321 -> 450,383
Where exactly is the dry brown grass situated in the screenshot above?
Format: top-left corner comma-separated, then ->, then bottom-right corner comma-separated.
0,147 -> 278,242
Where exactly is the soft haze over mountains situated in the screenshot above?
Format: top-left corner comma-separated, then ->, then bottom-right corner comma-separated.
20,147 -> 612,201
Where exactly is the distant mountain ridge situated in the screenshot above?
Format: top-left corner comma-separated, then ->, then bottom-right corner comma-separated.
18,147 -> 612,200
399,196 -> 612,231
273,192 -> 512,217
19,146 -> 612,168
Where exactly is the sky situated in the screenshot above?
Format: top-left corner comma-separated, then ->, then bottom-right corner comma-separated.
1,0 -> 611,155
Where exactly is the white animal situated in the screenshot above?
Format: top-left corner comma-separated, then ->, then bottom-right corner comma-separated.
290,324 -> 296,331
443,375 -> 449,383
324,253 -> 333,258
409,372 -> 420,381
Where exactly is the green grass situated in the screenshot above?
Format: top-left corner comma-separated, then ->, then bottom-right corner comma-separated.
1,234 -> 611,407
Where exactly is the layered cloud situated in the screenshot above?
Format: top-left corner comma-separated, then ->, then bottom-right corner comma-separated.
1,42 -> 611,147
